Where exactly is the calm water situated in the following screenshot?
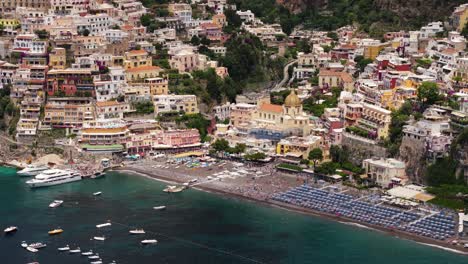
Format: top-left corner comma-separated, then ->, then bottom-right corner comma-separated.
0,166 -> 467,264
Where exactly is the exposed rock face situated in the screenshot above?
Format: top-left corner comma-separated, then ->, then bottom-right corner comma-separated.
399,136 -> 427,184
276,0 -> 326,14
341,133 -> 387,166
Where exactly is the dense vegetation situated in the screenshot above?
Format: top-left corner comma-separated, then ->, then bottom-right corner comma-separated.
0,85 -> 20,135
228,0 -> 466,38
176,113 -> 211,142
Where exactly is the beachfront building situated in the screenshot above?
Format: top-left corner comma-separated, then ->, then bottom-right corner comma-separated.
276,135 -> 323,159
79,126 -> 129,153
126,128 -> 201,154
362,158 -> 407,188
153,94 -> 198,115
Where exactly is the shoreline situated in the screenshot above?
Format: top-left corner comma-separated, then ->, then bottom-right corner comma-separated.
114,167 -> 468,255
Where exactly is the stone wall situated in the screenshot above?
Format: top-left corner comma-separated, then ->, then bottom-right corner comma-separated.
341,132 -> 388,166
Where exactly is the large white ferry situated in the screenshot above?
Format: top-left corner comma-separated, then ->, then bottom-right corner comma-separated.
26,169 -> 82,188
17,164 -> 49,177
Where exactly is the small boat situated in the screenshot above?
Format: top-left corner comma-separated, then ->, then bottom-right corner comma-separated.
69,247 -> 81,253
96,222 -> 111,228
163,185 -> 185,193
93,236 -> 106,241
29,242 -> 46,249
81,250 -> 93,256
91,172 -> 105,179
153,206 -> 166,210
141,239 -> 158,244
58,245 -> 70,251
4,226 -> 18,234
93,191 -> 102,196
49,200 -> 64,208
464,243 -> 468,248
26,247 -> 38,253
129,229 -> 145,234
48,229 -> 63,235
89,254 -> 100,259
90,261 -> 103,264
21,241 -> 28,248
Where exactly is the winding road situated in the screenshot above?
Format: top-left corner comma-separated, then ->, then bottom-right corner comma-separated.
274,59 -> 297,91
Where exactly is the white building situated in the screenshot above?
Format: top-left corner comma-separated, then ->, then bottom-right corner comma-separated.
153,94 -> 199,114
420,22 -> 444,39
363,158 -> 407,188
236,10 -> 255,23
94,67 -> 126,102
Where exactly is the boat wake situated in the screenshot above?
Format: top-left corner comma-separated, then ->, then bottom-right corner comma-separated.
417,242 -> 468,255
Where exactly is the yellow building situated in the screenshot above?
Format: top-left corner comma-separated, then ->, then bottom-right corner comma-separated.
126,66 -> 162,83
364,43 -> 389,60
212,14 -> 227,27
124,49 -> 152,69
276,135 -> 323,159
146,77 -> 168,95
0,19 -> 20,31
318,70 -> 354,91
49,47 -> 66,69
43,103 -> 95,127
451,4 -> 468,32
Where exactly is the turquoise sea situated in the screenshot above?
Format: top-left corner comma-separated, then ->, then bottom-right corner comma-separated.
1,166 -> 467,264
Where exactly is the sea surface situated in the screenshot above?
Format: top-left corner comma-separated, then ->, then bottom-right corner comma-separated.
1,166 -> 467,264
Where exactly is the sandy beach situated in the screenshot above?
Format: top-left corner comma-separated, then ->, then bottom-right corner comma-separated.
115,161 -> 468,255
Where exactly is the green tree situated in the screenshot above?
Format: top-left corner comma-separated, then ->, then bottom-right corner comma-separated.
190,35 -> 200,46
0,24 -> 4,36
327,31 -> 339,41
244,152 -> 266,161
417,81 -> 440,106
140,14 -> 152,27
308,148 -> 323,169
34,29 -> 49,39
212,138 -> 230,152
200,36 -> 211,46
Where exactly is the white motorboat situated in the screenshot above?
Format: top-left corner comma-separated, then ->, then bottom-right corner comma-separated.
129,229 -> 145,234
141,239 -> 157,244
464,243 -> 468,248
93,191 -> 102,196
81,250 -> 93,256
96,222 -> 111,228
153,206 -> 166,210
4,226 -> 18,234
29,242 -> 46,249
58,245 -> 70,251
91,172 -> 105,179
69,247 -> 81,253
49,200 -> 64,208
17,164 -> 49,177
93,236 -> 106,241
89,254 -> 100,259
26,169 -> 82,188
21,241 -> 28,248
26,247 -> 38,253
90,261 -> 103,264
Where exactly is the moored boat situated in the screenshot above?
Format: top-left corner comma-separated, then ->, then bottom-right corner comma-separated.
91,172 -> 105,179
26,247 -> 38,253
93,236 -> 106,241
81,250 -> 93,256
4,226 -> 18,234
129,229 -> 145,234
49,200 -> 64,208
89,254 -> 100,259
93,191 -> 102,196
29,242 -> 46,249
48,229 -> 63,235
96,222 -> 111,228
21,241 -> 28,248
17,164 -> 49,177
163,185 -> 185,193
153,206 -> 166,210
69,247 -> 81,253
58,245 -> 70,251
141,239 -> 157,244
26,169 -> 82,188
90,261 -> 103,264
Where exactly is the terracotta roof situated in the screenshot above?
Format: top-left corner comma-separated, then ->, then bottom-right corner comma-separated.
318,70 -> 342,77
259,103 -> 283,113
127,49 -> 147,55
340,72 -> 353,83
126,66 -> 161,73
82,127 -> 127,134
96,101 -> 120,107
441,48 -> 457,55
